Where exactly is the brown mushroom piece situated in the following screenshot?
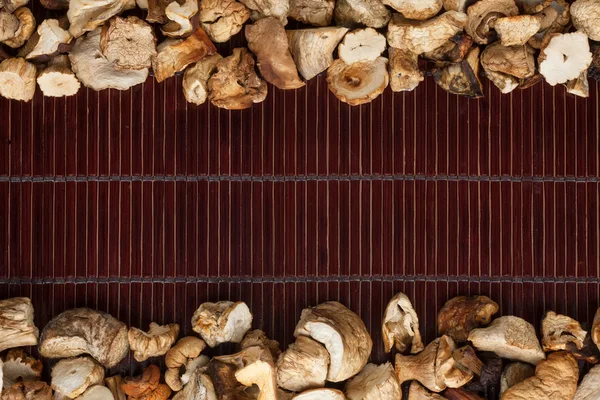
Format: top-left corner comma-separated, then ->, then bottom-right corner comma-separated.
382,0 -> 442,20
541,311 -> 587,352
465,0 -> 519,45
239,0 -> 289,25
333,0 -> 391,28
539,32 -> 592,86
462,353 -> 502,398
395,338 -> 445,392
24,19 -> 72,61
422,33 -> 473,63
408,382 -> 447,400
287,27 -> 348,81
152,26 -> 216,83
128,322 -> 180,362
468,316 -> 545,365
338,28 -> 386,64
100,16 -> 156,70
161,0 -> 199,38
105,376 -> 126,400
51,357 -> 104,398
1,349 -> 43,388
206,359 -> 251,399
293,389 -> 346,400
444,389 -> 484,400
121,365 -> 172,400
1,381 -> 52,400
183,53 -> 222,106
37,55 -> 81,97
0,11 -> 19,42
481,43 -> 536,94
67,0 -> 134,38
526,0 -> 570,49
574,363 -> 600,400
39,307 -> 129,369
288,0 -> 334,26
438,296 -> 499,343
436,336 -> 474,389
570,0 -> 600,41
240,330 -> 281,360
452,346 -> 483,376
145,0 -> 170,23
172,366 -> 217,400
0,297 -> 39,351
192,301 -> 253,347
277,335 -> 330,392
345,363 -> 401,400
198,0 -> 250,43
245,17 -> 305,90
164,336 -> 208,392
565,70 -> 589,98
443,0 -> 467,12
500,362 -> 535,397
387,11 -> 468,55
327,57 -> 388,106
2,8 -> 35,49
493,15 -> 541,46
432,46 -> 483,98
382,292 -> 424,353
502,351 -> 578,400
38,0 -> 68,10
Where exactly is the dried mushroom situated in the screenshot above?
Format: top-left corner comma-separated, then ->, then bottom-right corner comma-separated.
462,353 -> 502,398
333,0 -> 391,28
164,336 -> 208,391
468,316 -> 545,365
183,53 -> 222,106
500,362 -> 535,397
39,307 -> 129,368
100,16 -> 156,70
526,0 -> 570,49
438,296 -> 498,343
292,389 -> 346,400
388,48 -> 423,92
289,0 -> 334,26
146,0 -> 170,23
240,330 -> 281,360
443,0 -> 467,12
277,335 -> 330,392
76,385 -> 115,400
422,33 -> 473,63
382,292 -> 424,353
387,11 -> 468,55
25,19 -> 72,61
0,381 -> 52,400
239,0 -> 289,25
538,32 -> 592,86
345,363 -> 401,400
408,382 -> 447,400
570,0 -> 600,41
128,322 -> 179,362
0,298 -> 39,350
338,28 -> 386,64
121,365 -> 172,400
105,376 -> 127,400
172,367 -> 217,400
0,11 -> 19,42
3,8 -> 35,49
287,27 -> 348,81
432,47 -> 483,98
198,0 -> 250,43
37,55 -> 80,97
574,363 -> 600,400
161,0 -> 198,37
192,301 -> 253,347
501,351 -> 578,400
245,17 -> 304,90
206,359 -> 250,399
541,311 -> 587,352
381,0 -> 442,20
481,43 -> 535,93
493,15 -> 541,46
395,338 -> 445,392
452,346 -> 483,376
435,336 -> 474,389
2,0 -> 28,13
326,57 -> 388,106
465,0 -> 519,45
565,70 -> 589,98
67,0 -> 134,38
1,349 -> 43,388
51,356 -> 104,398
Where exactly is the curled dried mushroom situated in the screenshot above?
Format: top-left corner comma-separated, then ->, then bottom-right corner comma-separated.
3,7 -> 35,49
277,335 -> 330,392
0,297 -> 39,350
1,349 -> 43,388
51,356 -> 104,398
382,292 -> 424,353
67,0 -> 134,38
164,336 -> 208,391
500,362 -> 535,397
1,381 -> 52,400
183,53 -> 222,106
465,0 -> 519,45
240,330 -> 281,360
121,365 -> 172,400
128,322 -> 180,362
481,43 -> 536,94
326,57 -> 388,106
192,301 -> 253,347
541,311 -> 587,352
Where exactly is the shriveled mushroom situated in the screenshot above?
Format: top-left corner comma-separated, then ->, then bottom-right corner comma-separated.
574,364 -> 600,400
39,307 -> 129,369
288,0 -> 334,26
345,363 -> 401,400
502,352 -> 578,400
2,0 -> 28,13
432,46 -> 483,98
465,0 -> 519,45
172,367 -> 217,400
241,330 -> 281,360
245,17 -> 305,90
571,0 -> 600,41
152,26 -> 216,83
146,0 -> 170,23
435,336 -> 474,389
327,57 -> 388,106
51,357 -> 104,398
481,43 -> 535,93
67,0 -> 134,38
382,292 -> 424,353
408,382 -> 447,400
493,15 -> 541,46
438,296 -> 498,343
1,381 -> 52,400
100,16 -> 156,70
239,0 -> 289,25
128,322 -> 180,362
294,301 -> 373,382
192,301 -> 253,347
164,336 -> 208,392
37,55 -> 80,97
2,8 -> 35,49
198,0 -> 250,43
277,335 -> 330,392
293,389 -> 346,400
422,33 -> 473,62
395,338 -> 445,392
24,19 -> 72,61
183,53 -> 222,105
75,386 -> 115,400
388,49 -> 424,92
166,355 -> 210,392
0,298 -> 39,351
468,316 -> 545,365
0,11 -> 19,42
381,0 -> 442,20
541,311 -> 587,352
500,362 -> 535,397
287,27 -> 348,80
121,365 -> 172,400
526,0 -> 570,49
486,69 -> 519,94
338,28 -> 386,64
443,0 -> 467,12
206,359 -> 249,399
539,32 -> 592,86
566,70 -> 589,98
333,0 -> 391,28
387,11 -> 468,55
2,349 -> 43,388
105,376 -> 126,400
161,0 -> 198,37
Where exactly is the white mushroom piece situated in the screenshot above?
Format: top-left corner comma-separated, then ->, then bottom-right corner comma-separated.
152,26 -> 217,83
39,307 -> 129,369
327,57 -> 388,106
105,376 -> 126,400
443,0 -> 467,12
500,362 -> 535,397
388,47 -> 423,92
24,19 -> 72,61
382,292 -> 424,353
198,0 -> 250,43
574,364 -> 600,400
408,381 -> 447,400
293,389 -> 346,400
0,11 -> 21,42
465,0 -> 519,45
239,0 -> 289,25
192,301 -> 253,347
333,0 -> 391,28
541,311 -> 587,352
172,366 -> 217,400
100,16 -> 156,70
67,0 -> 135,38
161,0 -> 198,37
345,363 -> 401,400
570,0 -> 600,41
183,53 -> 222,106
481,43 -> 536,94
338,28 -> 386,64
277,335 -> 330,392
0,297 -> 39,351
75,385 -> 115,400
502,351 -> 578,400
2,7 -> 35,49
288,0 -> 334,26
164,336 -> 208,392
387,11 -> 468,55
245,17 -> 305,90
539,32 -> 593,86
493,15 -> 542,46
1,381 -> 53,400
468,316 -> 545,365
240,330 -> 281,360
382,0 -> 442,20
37,55 -> 81,97
294,301 -> 372,382
287,27 -> 348,81
432,46 -> 484,98
2,349 -> 43,389
128,322 -> 180,362
51,357 -> 104,398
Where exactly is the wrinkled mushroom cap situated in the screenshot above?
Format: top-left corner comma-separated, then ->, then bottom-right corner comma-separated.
3,7 -> 36,49
166,336 -> 207,369
99,16 -> 156,70
570,0 -> 600,41
128,322 -> 180,362
67,0 -> 134,38
382,292 -> 424,353
2,349 -> 43,388
541,311 -> 587,352
199,0 -> 250,43
333,0 -> 391,28
438,296 -> 498,343
500,362 -> 535,397
277,335 -> 330,392
465,0 -> 519,44
288,0 -> 335,26
493,15 -> 541,46
481,43 -> 536,80
345,363 -> 401,400
381,0 -> 442,20
166,355 -> 210,392
0,297 -> 39,353
326,57 -> 388,106
292,388 -> 346,400
51,356 -> 104,398
192,301 -> 253,347
120,365 -> 172,400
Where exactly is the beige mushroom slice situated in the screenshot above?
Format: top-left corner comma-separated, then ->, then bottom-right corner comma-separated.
75,385 -> 115,400
294,301 -> 373,382
480,43 -> 535,93
435,336 -> 474,389
437,296 -> 499,343
161,0 -> 199,38
345,363 -> 401,400
465,0 -> 519,45
100,16 -> 156,70
326,57 -> 388,106
199,0 -> 250,43
565,70 -> 589,98
432,46 -> 483,98
408,382 -> 447,400
105,376 -> 126,400
574,363 -> 600,400
128,322 -> 179,362
571,0 -> 600,41
51,357 -> 104,398
39,307 -> 129,369
183,53 -> 222,106
422,33 -> 473,63
2,8 -> 35,49
0,11 -> 20,42
289,0 -> 334,26
164,336 -> 208,391
25,19 -> 72,61
2,0 -> 28,13
152,27 -> 217,83
443,0 -> 467,12
541,311 -> 587,352
287,27 -> 348,81
240,329 -> 281,360
502,351 -> 578,400
468,316 -> 545,365
121,365 -> 172,400
382,292 -> 424,353
500,362 -> 535,397
333,0 -> 391,28
192,301 -> 253,347
396,338 -> 444,392
166,355 -> 210,392
293,389 -> 346,400
2,349 -> 43,388
539,32 -> 593,86
0,297 -> 39,352
36,55 -> 80,97
245,17 -> 305,90
338,28 -> 386,64
526,0 -> 570,49
239,0 -> 289,25
172,366 -> 217,400
1,381 -> 52,400
387,11 -> 467,55
277,335 -> 330,392
381,0 -> 442,20
67,0 -> 134,38
493,15 -> 541,46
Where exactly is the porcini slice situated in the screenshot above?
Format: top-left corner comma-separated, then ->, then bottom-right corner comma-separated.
326,57 -> 388,106
164,336 -> 208,391
192,301 -> 253,347
566,70 -> 590,98
161,0 -> 199,38
388,47 -> 423,92
408,382 -> 447,400
438,296 -> 498,343
381,0 -> 442,20
432,46 -> 483,98
76,385 -> 115,400
25,19 -> 72,61
287,27 -> 348,80
338,28 -> 386,64
396,338 -> 445,392
539,32 -> 593,86
422,33 -> 473,63
0,59 -> 36,102
382,292 -> 424,354
199,0 -> 250,43
574,364 -> 600,400
526,0 -> 570,49
345,363 -> 401,400
241,329 -> 281,360
293,389 -> 346,400
183,53 -> 222,106
288,0 -> 334,26
128,322 -> 180,362
571,0 -> 600,41
493,15 -> 541,46
541,311 -> 587,352
277,335 -> 330,392
3,7 -> 36,49
1,349 -> 43,389
333,0 -> 391,28
465,0 -> 519,45
100,16 -> 156,70
37,55 -> 80,97
1,381 -> 52,400
172,366 -> 217,400
435,336 -> 473,389
239,0 -> 289,25
500,362 -> 535,397
480,43 -> 535,94
67,0 -> 134,38
51,356 -> 104,398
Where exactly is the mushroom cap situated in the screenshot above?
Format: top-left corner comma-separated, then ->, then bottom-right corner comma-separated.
192,301 -> 253,347
408,381 -> 447,400
292,389 -> 346,400
120,365 -> 162,398
442,0 -> 467,12
294,301 -> 373,382
25,19 -> 72,61
288,0 -> 335,26
161,0 -> 199,37
345,363 -> 401,400
465,0 -> 519,44
422,33 -> 473,63
538,32 -> 593,86
277,335 -> 330,392
574,363 -> 600,400
500,362 -> 535,397
432,46 -> 483,98
75,385 -> 115,400
338,28 -> 386,64
382,292 -> 424,353
485,69 -> 519,94
2,349 -> 43,389
468,316 -> 545,365
0,298 -> 39,352
395,338 -> 445,392
3,7 -> 36,49
381,0 -> 442,20
326,57 -> 388,106
234,347 -> 278,400
541,311 -> 587,352
571,0 -> 600,41
241,329 -> 281,360
99,16 -> 156,70
51,356 -> 104,398
287,27 -> 348,81
494,15 -> 542,46
481,43 -> 536,79
437,296 -> 499,343
333,0 -> 391,28
128,322 -> 180,362
199,0 -> 250,43
166,336 -> 207,369
1,381 -> 52,400
239,0 -> 289,25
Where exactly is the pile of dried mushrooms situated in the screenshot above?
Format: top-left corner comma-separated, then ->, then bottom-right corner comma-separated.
2,294 -> 600,399
0,0 -> 599,105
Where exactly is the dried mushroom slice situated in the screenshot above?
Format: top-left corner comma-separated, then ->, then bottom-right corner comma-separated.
541,311 -> 587,352
128,322 -> 180,362
76,385 -> 115,400
422,33 -> 473,63
0,297 -> 39,350
172,367 -> 217,400
382,292 -> 424,354
539,32 -> 592,86
345,363 -> 401,400
25,19 -> 72,62
37,55 -> 80,97
161,0 -> 199,38
240,330 -> 281,360
481,43 -> 535,93
3,8 -> 35,49
326,57 -> 388,106
146,0 -> 170,23
333,0 -> 391,28
574,364 -> 600,400
239,0 -> 289,25
338,28 -> 386,64
51,356 -> 104,398
565,70 -> 589,98
183,53 -> 222,106
164,336 -> 208,391
432,46 -> 483,98
287,27 -> 348,81
493,15 -> 541,46
435,336 -> 473,389
67,0 -> 135,38
0,11 -> 20,42
571,0 -> 600,40
437,296 -> 498,342
2,349 -> 43,388
381,0 -> 442,20
465,0 -> 519,45
526,0 -> 570,49
1,381 -> 52,400
120,365 -> 171,400
443,0 -> 467,12
388,47 -> 423,92
500,362 -> 535,397
292,389 -> 345,400
199,0 -> 250,43
192,301 -> 253,346
277,335 -> 330,392
100,16 -> 156,70
288,0 -> 334,26
408,381 -> 447,400
395,338 -> 445,392
2,0 -> 28,13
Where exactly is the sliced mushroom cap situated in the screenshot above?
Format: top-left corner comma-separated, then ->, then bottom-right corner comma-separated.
172,366 -> 217,400
396,338 -> 444,392
526,0 -> 570,49
2,349 -> 43,388
240,330 -> 281,360
381,0 -> 442,20
2,7 -> 35,49
565,70 -> 589,98
327,57 -> 388,106
408,382 -> 447,400
288,0 -> 334,26
382,292 -> 424,354
333,0 -> 391,28
432,46 -> 483,98
345,363 -> 401,400
502,352 -> 578,400
435,336 -> 473,389
161,0 -> 199,37
1,381 -> 52,400
437,296 -> 499,343
239,0 -> 289,25
183,53 -> 222,106
500,362 -> 535,397
67,0 -> 135,38
100,16 -> 156,70
0,297 -> 39,352
465,0 -> 519,44
541,311 -> 587,352
387,11 -> 467,55
480,43 -> 535,92
570,0 -> 600,41
468,316 -> 545,365
75,385 -> 115,400
538,32 -> 592,86
287,27 -> 348,81
422,33 -> 473,63
0,11 -> 20,42
338,28 -> 386,64
293,389 -> 346,400
199,0 -> 250,43
51,356 -> 104,398
574,363 -> 600,400
388,47 -> 423,92
493,15 -> 541,46
277,335 -> 330,392
128,322 -> 179,362
120,365 -> 169,399
25,19 -> 72,61
192,301 -> 253,347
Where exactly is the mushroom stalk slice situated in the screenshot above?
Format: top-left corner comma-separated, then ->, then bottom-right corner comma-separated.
538,32 -> 593,86
183,53 -> 222,106
51,356 -> 105,398
408,382 -> 447,400
100,16 -> 156,70
3,7 -> 36,49
345,363 -> 401,400
574,363 -> 600,400
333,0 -> 391,28
292,389 -> 346,400
288,0 -> 334,26
67,0 -> 134,38
37,55 -> 81,97
192,301 -> 253,347
565,70 -> 589,98
570,0 -> 600,41
287,27 -> 348,81
326,57 -> 388,106
381,0 -> 442,20
500,362 -> 535,397
382,292 -> 424,353
338,28 -> 386,64
0,297 -> 39,351
432,46 -> 484,98
239,0 -> 289,25
105,376 -> 127,400
541,311 -> 587,351
161,0 -> 199,38
277,335 -> 330,392
437,296 -> 499,343
199,0 -> 250,43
